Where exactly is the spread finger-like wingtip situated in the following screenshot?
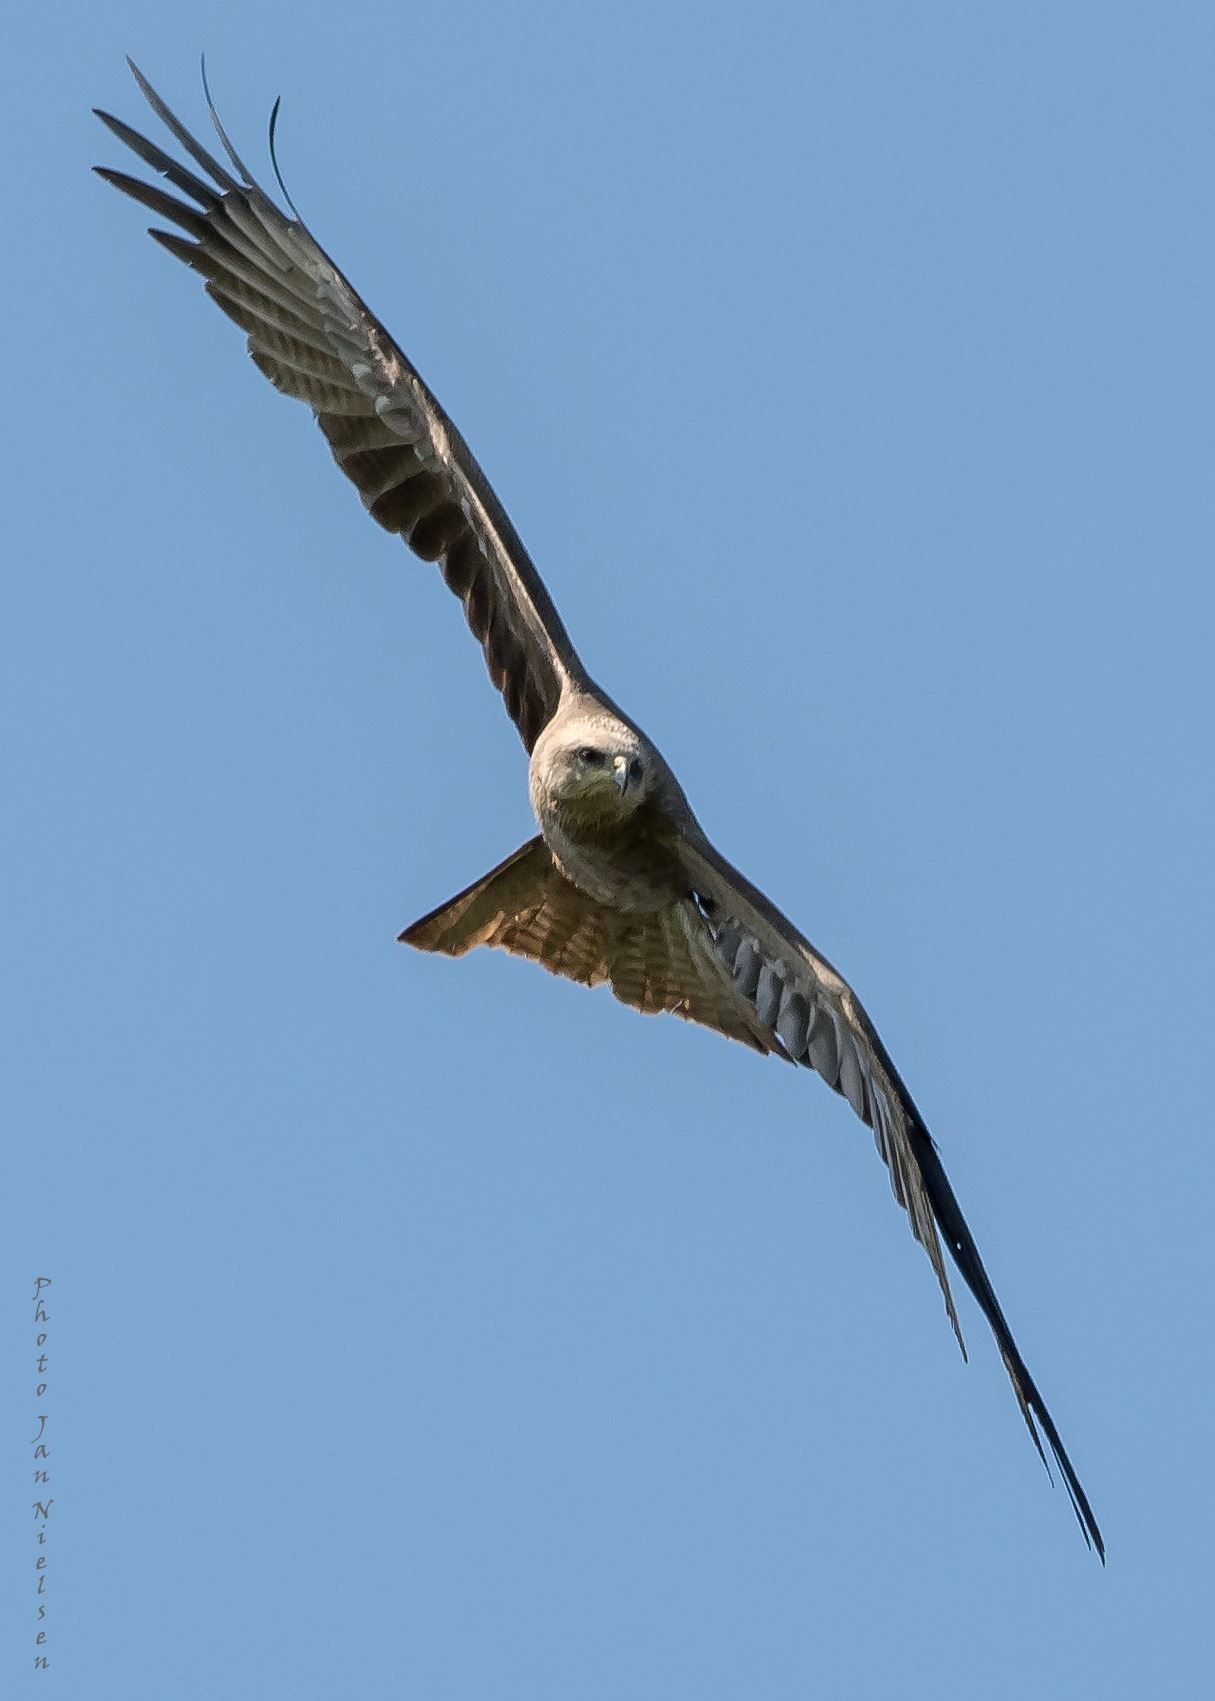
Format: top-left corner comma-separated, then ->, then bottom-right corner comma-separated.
267,96 -> 302,221
124,56 -> 241,193
199,53 -> 258,187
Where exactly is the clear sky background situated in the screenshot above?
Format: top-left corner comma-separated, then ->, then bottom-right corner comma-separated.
4,3 -> 1213,1695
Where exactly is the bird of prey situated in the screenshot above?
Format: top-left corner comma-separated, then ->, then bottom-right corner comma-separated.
96,61 -> 1103,1558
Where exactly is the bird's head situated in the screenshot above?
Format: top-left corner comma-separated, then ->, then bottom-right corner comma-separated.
531,718 -> 651,823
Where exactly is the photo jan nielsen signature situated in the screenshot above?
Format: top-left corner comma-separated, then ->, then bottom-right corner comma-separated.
32,1277 -> 52,1671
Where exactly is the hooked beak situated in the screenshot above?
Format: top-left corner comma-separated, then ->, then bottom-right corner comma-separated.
612,754 -> 630,794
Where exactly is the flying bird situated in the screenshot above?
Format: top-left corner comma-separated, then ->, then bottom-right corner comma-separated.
95,61 -> 1103,1558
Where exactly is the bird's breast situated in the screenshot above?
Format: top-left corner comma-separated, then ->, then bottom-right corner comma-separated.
539,802 -> 687,915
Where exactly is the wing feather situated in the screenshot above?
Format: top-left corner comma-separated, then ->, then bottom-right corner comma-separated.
96,62 -> 1101,1560
95,64 -> 590,752
676,833 -> 1104,1560
400,839 -> 779,1056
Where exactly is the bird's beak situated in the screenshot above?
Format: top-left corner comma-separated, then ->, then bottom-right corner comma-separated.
612,754 -> 630,794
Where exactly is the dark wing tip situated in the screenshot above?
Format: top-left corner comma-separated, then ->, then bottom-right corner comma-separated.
1031,1395 -> 1106,1563
267,95 -> 302,220
199,53 -> 258,186
996,1319 -> 1105,1561
903,1104 -> 1104,1560
121,56 -> 241,193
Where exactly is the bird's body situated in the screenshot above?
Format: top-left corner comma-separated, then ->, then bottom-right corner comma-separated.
96,61 -> 1103,1558
529,708 -> 690,911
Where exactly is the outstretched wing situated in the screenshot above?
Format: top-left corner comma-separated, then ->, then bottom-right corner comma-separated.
405,824 -> 1102,1555
95,62 -> 588,752
675,832 -> 1105,1560
401,837 -> 781,1057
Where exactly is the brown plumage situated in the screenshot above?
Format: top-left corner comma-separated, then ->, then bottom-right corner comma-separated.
401,836 -> 779,1054
96,60 -> 1103,1558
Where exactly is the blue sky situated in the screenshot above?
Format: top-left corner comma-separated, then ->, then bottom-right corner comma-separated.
4,3 -> 1214,1695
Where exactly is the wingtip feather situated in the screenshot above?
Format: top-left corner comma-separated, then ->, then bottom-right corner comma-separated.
200,53 -> 257,186
124,55 -> 240,193
268,95 -> 302,220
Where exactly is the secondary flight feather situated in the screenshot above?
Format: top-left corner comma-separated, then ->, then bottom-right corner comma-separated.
95,60 -> 1103,1558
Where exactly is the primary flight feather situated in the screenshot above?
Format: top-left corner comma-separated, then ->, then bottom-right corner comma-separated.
95,60 -> 1103,1558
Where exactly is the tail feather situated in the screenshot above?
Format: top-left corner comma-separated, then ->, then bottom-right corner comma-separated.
400,840 -> 777,1050
399,836 -> 550,955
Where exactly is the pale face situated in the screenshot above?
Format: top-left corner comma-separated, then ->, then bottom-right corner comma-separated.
532,722 -> 651,820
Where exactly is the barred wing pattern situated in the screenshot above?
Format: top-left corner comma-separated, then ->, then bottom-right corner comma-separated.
405,824 -> 1104,1558
402,837 -> 780,1055
97,63 -> 1102,1561
95,62 -> 587,752
681,835 -> 1103,1557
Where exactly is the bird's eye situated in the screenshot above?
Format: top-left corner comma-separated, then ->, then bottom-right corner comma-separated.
577,747 -> 605,766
